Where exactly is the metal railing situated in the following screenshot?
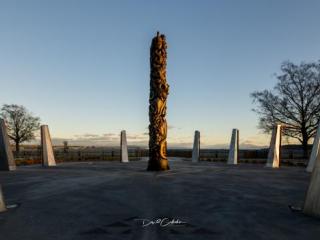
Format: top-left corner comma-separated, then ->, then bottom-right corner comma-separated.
13,147 -> 309,166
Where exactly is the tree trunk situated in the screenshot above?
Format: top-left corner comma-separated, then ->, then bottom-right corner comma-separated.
15,140 -> 20,153
301,129 -> 309,159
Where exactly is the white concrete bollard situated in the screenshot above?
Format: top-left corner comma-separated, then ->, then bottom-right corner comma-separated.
120,130 -> 129,163
227,129 -> 239,165
0,119 -> 16,171
307,123 -> 320,172
303,152 -> 320,217
266,124 -> 281,168
0,185 -> 6,212
192,131 -> 200,163
41,125 -> 56,167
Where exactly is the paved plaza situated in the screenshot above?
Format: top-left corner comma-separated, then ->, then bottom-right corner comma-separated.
0,159 -> 319,240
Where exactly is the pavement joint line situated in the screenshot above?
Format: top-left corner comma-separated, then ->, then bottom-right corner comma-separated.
154,169 -> 225,177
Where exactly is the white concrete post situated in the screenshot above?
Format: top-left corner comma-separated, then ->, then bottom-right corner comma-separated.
192,131 -> 200,163
120,130 -> 129,163
41,125 -> 56,167
0,119 -> 16,171
266,124 -> 281,168
303,151 -> 320,217
227,129 -> 239,165
0,185 -> 6,212
307,123 -> 320,172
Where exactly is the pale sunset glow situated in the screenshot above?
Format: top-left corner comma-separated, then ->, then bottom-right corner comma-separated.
1,0 -> 319,148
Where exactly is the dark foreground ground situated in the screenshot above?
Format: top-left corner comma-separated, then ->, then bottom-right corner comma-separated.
0,159 -> 319,240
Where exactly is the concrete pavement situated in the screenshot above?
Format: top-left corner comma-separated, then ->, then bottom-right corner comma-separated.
0,160 -> 319,240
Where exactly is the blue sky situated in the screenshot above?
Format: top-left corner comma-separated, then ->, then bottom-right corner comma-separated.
0,0 -> 320,148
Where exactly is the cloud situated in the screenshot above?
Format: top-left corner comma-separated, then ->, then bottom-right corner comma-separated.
74,133 -> 100,138
168,125 -> 182,130
26,132 -> 269,149
45,132 -> 148,146
167,141 -> 193,148
240,140 -> 268,149
102,133 -> 117,137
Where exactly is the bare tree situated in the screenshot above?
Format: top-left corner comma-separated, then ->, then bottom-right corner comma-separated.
0,104 -> 40,152
251,61 -> 320,158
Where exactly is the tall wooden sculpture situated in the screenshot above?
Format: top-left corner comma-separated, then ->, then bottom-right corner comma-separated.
147,32 -> 170,171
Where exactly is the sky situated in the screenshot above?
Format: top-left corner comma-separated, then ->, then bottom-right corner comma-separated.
0,0 -> 320,148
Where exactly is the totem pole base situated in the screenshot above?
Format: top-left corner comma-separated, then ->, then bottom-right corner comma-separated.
147,159 -> 170,171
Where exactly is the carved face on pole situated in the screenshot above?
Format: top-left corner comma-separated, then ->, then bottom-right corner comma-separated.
147,32 -> 170,171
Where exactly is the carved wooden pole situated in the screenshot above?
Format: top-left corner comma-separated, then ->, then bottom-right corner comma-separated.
147,32 -> 170,171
